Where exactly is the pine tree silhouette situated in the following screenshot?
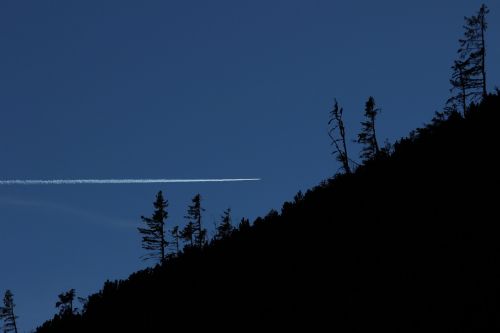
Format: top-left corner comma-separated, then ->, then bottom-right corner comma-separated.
357,96 -> 380,161
138,191 -> 169,263
180,222 -> 195,247
55,289 -> 76,317
216,208 -> 233,240
185,194 -> 206,248
0,290 -> 18,333
458,4 -> 489,98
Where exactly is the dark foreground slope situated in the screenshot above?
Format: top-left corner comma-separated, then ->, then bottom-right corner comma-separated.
37,94 -> 500,332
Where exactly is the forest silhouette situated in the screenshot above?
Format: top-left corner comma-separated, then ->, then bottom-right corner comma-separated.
32,93 -> 500,331
2,4 -> 499,332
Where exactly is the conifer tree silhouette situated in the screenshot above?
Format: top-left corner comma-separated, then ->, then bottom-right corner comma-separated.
216,208 -> 233,240
447,60 -> 473,115
55,289 -> 76,316
180,222 -> 195,247
357,96 -> 380,161
170,225 -> 181,256
448,4 -> 489,114
458,4 -> 488,98
185,194 -> 206,248
239,217 -> 250,231
138,191 -> 169,263
0,290 -> 18,333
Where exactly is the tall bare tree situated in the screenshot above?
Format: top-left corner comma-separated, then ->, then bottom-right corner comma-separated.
328,99 -> 351,174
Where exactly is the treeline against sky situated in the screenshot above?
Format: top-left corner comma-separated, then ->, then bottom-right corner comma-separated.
32,91 -> 500,332
0,4 -> 498,332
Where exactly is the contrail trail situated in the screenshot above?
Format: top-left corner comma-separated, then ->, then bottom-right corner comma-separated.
0,178 -> 261,185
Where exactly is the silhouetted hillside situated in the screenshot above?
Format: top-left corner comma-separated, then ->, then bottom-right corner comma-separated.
36,94 -> 500,331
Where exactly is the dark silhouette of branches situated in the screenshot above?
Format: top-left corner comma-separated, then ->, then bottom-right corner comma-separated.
169,225 -> 180,256
328,99 -> 352,174
56,289 -> 76,317
0,290 -> 18,333
357,96 -> 380,161
185,194 -> 206,248
138,191 -> 169,263
459,4 -> 489,96
180,222 -> 195,247
215,208 -> 233,240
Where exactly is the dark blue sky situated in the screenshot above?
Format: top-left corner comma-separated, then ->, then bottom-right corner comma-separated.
0,0 -> 498,330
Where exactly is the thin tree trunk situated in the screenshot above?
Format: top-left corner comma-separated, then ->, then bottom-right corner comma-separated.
339,123 -> 351,174
12,309 -> 18,333
481,19 -> 487,97
460,66 -> 467,115
160,225 -> 165,263
372,117 -> 380,154
197,215 -> 202,247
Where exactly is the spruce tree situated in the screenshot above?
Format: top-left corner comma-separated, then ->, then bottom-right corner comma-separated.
447,60 -> 472,115
55,289 -> 76,316
0,290 -> 18,333
138,191 -> 169,263
458,4 -> 488,98
239,217 -> 250,231
180,222 -> 195,247
170,225 -> 180,256
447,5 -> 489,115
185,194 -> 206,248
357,96 -> 380,161
216,208 -> 233,240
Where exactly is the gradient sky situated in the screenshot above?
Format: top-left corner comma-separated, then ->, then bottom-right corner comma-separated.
1,0 -> 499,330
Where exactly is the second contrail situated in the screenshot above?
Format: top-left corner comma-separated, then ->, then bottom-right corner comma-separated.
0,178 -> 261,185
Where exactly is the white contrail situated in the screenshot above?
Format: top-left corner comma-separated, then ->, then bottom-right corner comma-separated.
0,178 -> 261,185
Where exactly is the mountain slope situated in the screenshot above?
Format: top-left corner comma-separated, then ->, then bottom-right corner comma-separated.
36,94 -> 500,331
